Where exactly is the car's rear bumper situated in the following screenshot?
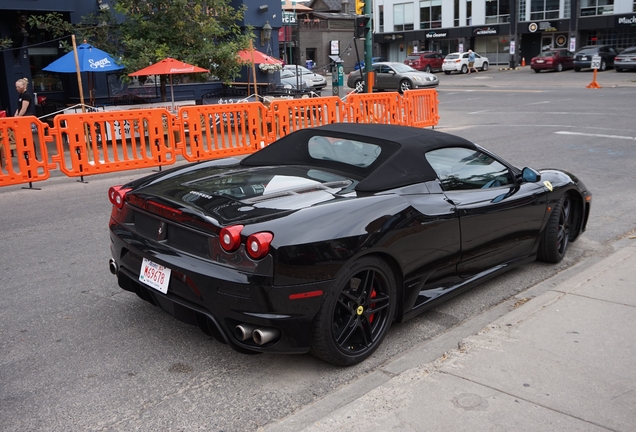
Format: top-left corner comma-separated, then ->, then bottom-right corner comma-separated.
110,224 -> 331,355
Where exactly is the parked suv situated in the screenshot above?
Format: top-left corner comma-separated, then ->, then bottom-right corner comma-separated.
404,52 -> 444,73
573,45 -> 618,71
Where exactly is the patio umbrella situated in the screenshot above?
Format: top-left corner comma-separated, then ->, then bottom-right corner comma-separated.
43,38 -> 124,107
129,58 -> 209,111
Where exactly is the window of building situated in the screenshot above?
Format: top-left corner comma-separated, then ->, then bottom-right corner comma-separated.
519,0 -> 527,21
379,5 -> 384,32
530,0 -> 560,20
486,0 -> 510,23
581,0 -> 614,17
394,3 -> 415,31
454,0 -> 459,26
467,0 -> 472,25
420,0 -> 442,29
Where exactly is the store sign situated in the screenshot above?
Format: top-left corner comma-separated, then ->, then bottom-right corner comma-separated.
529,22 -> 557,32
383,34 -> 404,41
426,31 -> 448,39
473,27 -> 498,36
616,15 -> 636,26
282,11 -> 297,24
555,35 -> 567,47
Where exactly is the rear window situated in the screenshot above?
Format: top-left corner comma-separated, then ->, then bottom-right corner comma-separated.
308,136 -> 382,168
578,47 -> 598,54
622,47 -> 636,54
446,54 -> 460,59
406,55 -> 421,60
537,52 -> 555,57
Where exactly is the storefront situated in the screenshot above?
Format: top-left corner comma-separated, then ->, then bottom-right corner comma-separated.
579,13 -> 636,49
471,25 -> 512,65
518,20 -> 572,60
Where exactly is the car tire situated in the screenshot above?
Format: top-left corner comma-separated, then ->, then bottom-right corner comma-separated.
533,69 -> 541,73
424,65 -> 432,73
574,67 -> 581,72
538,194 -> 573,264
481,62 -> 489,71
556,63 -> 563,72
399,80 -> 412,93
616,68 -> 623,72
310,256 -> 396,366
461,64 -> 468,74
353,80 -> 364,93
444,71 -> 451,75
600,61 -> 607,71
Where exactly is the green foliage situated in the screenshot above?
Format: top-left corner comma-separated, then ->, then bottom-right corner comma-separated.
26,1 -> 252,85
113,0 -> 252,83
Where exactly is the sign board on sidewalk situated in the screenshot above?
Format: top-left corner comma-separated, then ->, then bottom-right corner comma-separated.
591,55 -> 601,70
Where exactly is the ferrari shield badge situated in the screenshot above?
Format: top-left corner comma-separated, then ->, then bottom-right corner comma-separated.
543,181 -> 553,191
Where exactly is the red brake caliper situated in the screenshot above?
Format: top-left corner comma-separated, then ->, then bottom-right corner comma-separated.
369,289 -> 377,323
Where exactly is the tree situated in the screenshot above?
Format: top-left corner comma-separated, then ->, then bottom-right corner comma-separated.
113,0 -> 252,89
29,1 -> 253,101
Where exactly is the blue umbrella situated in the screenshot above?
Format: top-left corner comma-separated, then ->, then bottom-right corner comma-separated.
43,43 -> 123,73
43,42 -> 123,106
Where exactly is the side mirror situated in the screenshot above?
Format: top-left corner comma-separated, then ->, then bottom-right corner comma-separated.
521,167 -> 541,183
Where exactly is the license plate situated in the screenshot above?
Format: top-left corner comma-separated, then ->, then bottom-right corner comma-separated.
537,60 -> 544,63
139,258 -> 171,294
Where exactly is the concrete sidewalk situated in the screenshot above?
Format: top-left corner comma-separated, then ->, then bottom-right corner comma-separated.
264,239 -> 636,431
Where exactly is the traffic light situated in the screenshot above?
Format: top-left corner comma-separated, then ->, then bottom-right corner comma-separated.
355,15 -> 371,39
355,0 -> 365,15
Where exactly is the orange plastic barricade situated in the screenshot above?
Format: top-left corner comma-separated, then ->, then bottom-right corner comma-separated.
52,108 -> 177,179
266,96 -> 344,142
400,89 -> 440,128
343,92 -> 401,125
177,102 -> 267,162
0,116 -> 53,187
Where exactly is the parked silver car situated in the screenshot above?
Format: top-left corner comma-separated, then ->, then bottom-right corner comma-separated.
347,62 -> 439,93
282,65 -> 327,92
614,46 -> 636,72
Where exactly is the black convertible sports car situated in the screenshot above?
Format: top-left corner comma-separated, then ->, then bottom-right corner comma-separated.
108,124 -> 592,366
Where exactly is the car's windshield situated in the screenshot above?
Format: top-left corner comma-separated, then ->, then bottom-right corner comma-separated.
391,63 -> 417,73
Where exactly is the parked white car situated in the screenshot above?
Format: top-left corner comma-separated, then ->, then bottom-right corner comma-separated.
282,65 -> 327,92
442,52 -> 489,74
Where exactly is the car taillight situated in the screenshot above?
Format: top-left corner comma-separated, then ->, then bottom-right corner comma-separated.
219,225 -> 244,252
454,59 -> 461,63
246,232 -> 274,260
108,185 -> 132,209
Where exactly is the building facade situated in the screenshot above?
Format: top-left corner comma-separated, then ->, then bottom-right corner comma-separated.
373,0 -> 636,65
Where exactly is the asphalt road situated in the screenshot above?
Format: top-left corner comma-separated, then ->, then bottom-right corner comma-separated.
1,67 -> 635,431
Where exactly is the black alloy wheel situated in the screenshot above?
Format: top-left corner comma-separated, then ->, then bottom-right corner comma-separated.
538,194 -> 573,263
311,256 -> 396,366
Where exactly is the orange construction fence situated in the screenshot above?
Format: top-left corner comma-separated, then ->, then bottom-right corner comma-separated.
0,116 -> 54,187
0,89 -> 439,188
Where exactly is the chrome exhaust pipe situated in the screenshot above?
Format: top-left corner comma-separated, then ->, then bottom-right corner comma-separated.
108,258 -> 118,275
253,328 -> 281,345
234,324 -> 258,341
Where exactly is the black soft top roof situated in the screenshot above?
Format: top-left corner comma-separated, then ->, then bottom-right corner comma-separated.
241,124 -> 477,192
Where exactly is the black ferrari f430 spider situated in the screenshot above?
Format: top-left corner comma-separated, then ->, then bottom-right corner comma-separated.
108,124 -> 591,366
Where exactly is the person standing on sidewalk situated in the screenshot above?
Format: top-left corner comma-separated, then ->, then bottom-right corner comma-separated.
14,78 -> 35,117
467,50 -> 478,75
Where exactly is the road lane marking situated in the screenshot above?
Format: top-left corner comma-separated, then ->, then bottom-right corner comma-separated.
555,131 -> 636,141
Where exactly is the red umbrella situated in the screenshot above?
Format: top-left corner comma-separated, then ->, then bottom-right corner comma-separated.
129,58 -> 209,111
237,49 -> 282,65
